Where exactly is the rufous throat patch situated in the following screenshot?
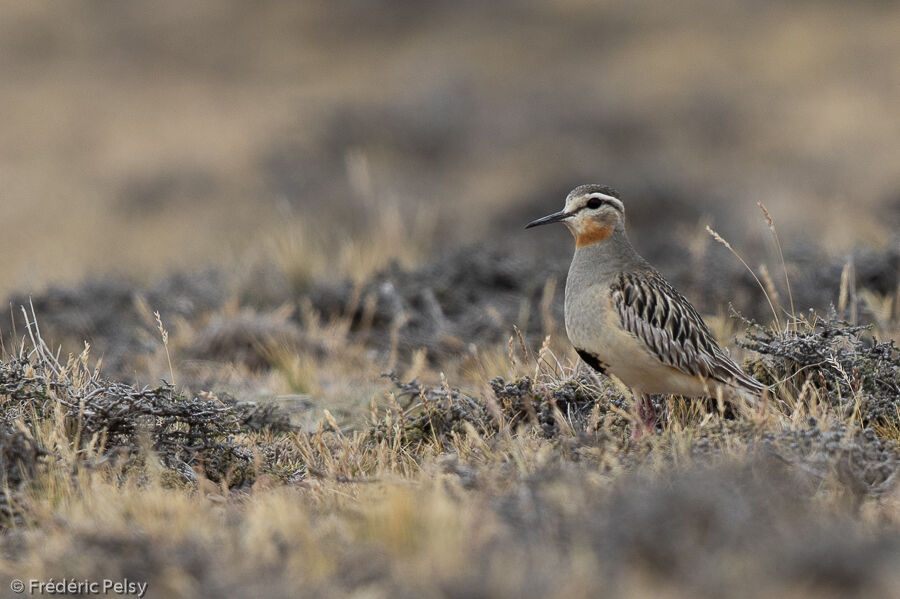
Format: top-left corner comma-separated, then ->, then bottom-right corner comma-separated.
575,223 -> 613,247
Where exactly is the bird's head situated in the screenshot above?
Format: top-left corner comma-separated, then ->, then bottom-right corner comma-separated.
525,184 -> 625,248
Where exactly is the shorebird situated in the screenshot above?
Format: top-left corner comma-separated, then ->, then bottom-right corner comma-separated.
526,184 -> 764,437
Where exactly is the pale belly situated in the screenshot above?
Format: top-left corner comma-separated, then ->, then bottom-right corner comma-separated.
565,285 -> 711,397
603,343 -> 710,396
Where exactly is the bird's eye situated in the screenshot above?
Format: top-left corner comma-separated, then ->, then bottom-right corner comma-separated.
586,198 -> 603,209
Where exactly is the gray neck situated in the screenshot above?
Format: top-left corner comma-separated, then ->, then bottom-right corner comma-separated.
568,229 -> 646,285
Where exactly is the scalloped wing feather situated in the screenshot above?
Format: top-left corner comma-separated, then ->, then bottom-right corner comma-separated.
611,270 -> 764,395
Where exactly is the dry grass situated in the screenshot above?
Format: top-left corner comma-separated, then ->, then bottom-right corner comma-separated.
1,188 -> 895,597
1,284 -> 899,597
258,195 -> 438,292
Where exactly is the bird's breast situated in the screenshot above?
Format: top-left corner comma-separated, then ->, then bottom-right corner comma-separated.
564,279 -> 702,393
564,281 -> 616,355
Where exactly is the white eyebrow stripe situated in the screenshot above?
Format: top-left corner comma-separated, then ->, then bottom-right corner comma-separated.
588,193 -> 624,212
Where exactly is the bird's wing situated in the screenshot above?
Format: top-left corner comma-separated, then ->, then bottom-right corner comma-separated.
610,270 -> 764,394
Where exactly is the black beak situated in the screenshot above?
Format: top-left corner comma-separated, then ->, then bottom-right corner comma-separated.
525,210 -> 570,229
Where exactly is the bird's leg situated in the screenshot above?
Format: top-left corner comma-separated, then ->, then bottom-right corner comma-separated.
631,391 -> 658,440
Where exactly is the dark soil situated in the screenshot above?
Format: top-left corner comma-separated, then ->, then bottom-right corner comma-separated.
0,270 -> 227,379
0,238 -> 897,383
0,358 -> 254,494
309,237 -> 900,366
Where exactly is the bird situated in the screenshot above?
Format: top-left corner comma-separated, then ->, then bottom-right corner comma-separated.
525,184 -> 764,438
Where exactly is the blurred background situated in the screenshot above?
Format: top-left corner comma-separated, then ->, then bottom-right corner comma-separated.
2,0 -> 899,300
5,5 -> 900,595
